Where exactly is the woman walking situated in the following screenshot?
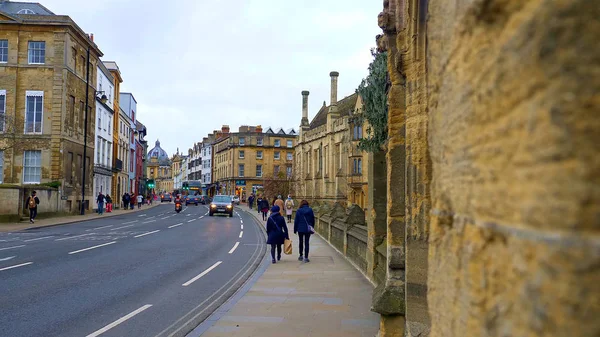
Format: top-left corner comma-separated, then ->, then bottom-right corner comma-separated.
284,195 -> 294,223
259,196 -> 270,221
266,205 -> 289,264
294,200 -> 315,263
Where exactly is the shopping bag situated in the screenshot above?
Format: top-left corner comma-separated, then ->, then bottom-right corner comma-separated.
284,239 -> 292,255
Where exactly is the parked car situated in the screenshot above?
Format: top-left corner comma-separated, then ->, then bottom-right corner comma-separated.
160,193 -> 172,202
185,194 -> 200,206
200,195 -> 212,205
232,195 -> 240,205
209,195 -> 234,217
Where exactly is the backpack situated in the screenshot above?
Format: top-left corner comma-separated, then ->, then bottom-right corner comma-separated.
28,196 -> 36,209
285,200 -> 293,210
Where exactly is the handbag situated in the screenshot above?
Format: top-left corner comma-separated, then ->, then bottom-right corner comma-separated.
284,239 -> 292,255
304,215 -> 315,234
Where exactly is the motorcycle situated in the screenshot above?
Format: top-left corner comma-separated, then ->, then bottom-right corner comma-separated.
175,200 -> 182,213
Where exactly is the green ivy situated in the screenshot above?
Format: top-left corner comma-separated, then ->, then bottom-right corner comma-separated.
354,49 -> 388,153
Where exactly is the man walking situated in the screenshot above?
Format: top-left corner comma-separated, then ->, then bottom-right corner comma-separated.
248,194 -> 255,210
96,192 -> 105,215
27,191 -> 40,223
137,194 -> 143,209
123,193 -> 130,210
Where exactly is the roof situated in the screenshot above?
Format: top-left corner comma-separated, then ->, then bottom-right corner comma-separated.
309,93 -> 358,130
0,1 -> 54,15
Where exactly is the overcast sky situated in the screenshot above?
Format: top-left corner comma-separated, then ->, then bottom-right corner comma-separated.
40,0 -> 382,156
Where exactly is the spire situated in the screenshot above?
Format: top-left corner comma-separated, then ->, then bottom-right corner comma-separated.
155,139 -> 160,147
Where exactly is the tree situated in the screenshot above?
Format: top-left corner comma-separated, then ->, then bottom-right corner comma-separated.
262,170 -> 295,199
352,49 -> 389,152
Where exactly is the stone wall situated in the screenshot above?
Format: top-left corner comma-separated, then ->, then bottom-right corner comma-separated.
0,186 -> 61,221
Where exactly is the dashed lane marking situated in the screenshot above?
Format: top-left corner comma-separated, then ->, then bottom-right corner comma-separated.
121,220 -> 138,225
134,230 -> 160,238
56,233 -> 93,241
0,262 -> 33,272
24,236 -> 54,242
113,224 -> 135,230
228,242 -> 240,254
68,241 -> 116,255
87,225 -> 113,232
239,231 -> 243,238
0,245 -> 25,251
85,304 -> 153,337
187,219 -> 195,223
182,261 -> 222,287
168,223 -> 183,229
143,220 -> 157,224
0,256 -> 15,261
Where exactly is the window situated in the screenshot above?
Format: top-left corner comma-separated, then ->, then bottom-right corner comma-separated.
28,41 -> 45,64
274,165 -> 280,175
287,152 -> 293,161
353,125 -> 363,140
71,47 -> 77,70
96,138 -> 101,162
286,166 -> 292,178
66,152 -> 73,184
238,164 -> 245,177
98,108 -> 102,130
353,158 -> 362,174
17,8 -> 35,14
274,139 -> 281,147
25,91 -> 43,134
239,150 -> 245,159
23,150 -> 41,183
274,151 -> 280,160
0,40 -> 8,63
257,138 -> 263,146
287,140 -> 293,148
0,151 -> 3,183
256,151 -> 263,159
0,90 -> 5,132
79,101 -> 84,130
108,116 -> 112,135
239,137 -> 245,146
256,164 -> 262,177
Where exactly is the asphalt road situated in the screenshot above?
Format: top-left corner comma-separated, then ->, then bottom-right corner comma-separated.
0,203 -> 266,337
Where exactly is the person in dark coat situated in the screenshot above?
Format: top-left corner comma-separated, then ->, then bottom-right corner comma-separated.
266,205 -> 289,264
122,193 -> 130,210
294,200 -> 315,263
256,196 -> 263,214
27,191 -> 40,223
259,196 -> 270,221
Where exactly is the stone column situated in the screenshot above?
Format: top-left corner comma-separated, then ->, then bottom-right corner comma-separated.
366,150 -> 388,285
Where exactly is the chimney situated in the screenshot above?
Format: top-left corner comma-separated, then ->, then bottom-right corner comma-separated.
90,33 -> 94,42
301,90 -> 309,120
222,125 -> 230,134
256,125 -> 263,133
330,71 -> 339,106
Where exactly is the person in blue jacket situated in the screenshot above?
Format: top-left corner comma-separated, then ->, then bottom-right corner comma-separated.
266,205 -> 289,264
294,200 -> 315,263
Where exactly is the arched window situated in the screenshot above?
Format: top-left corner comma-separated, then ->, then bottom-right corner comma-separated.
17,9 -> 36,14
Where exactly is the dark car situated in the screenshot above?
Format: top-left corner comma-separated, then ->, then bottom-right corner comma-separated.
209,195 -> 233,217
200,195 -> 212,205
186,194 -> 200,206
160,193 -> 172,202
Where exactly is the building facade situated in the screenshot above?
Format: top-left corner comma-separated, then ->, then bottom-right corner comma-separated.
171,150 -> 183,190
120,92 -> 137,195
135,120 -> 146,197
103,61 -> 123,206
146,139 -> 171,194
295,71 -> 369,209
187,142 -> 201,181
213,125 -> 297,200
200,135 -> 214,194
0,2 -> 103,213
92,62 -> 114,206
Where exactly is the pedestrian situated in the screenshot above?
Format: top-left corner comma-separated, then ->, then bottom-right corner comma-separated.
275,195 -> 285,217
122,193 -> 129,210
259,196 -> 270,221
248,194 -> 255,210
284,195 -> 294,223
294,200 -> 315,263
256,195 -> 263,214
27,190 -> 40,223
96,192 -> 105,215
137,194 -> 143,209
106,194 -> 113,213
266,205 -> 289,264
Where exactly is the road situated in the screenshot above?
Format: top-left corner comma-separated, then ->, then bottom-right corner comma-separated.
0,203 -> 266,337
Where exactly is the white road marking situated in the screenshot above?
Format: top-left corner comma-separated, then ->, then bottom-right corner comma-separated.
113,224 -> 135,230
56,233 -> 93,241
240,220 -> 243,223
143,220 -> 156,224
85,304 -> 153,337
0,245 -> 25,251
68,241 -> 116,255
0,262 -> 33,272
228,242 -> 240,254
199,216 -> 204,219
160,216 -> 171,220
147,216 -> 156,219
187,219 -> 195,223
121,220 -> 138,225
168,223 -> 183,229
239,231 -> 243,238
138,214 -> 147,217
134,230 -> 160,238
186,214 -> 191,217
24,236 -> 54,242
0,256 -> 15,261
87,225 -> 113,231
182,261 -> 222,286
241,225 -> 243,230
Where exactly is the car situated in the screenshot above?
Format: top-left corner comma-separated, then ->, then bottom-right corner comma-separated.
232,195 -> 240,205
185,194 -> 200,206
209,195 -> 234,217
200,195 -> 212,205
160,193 -> 172,202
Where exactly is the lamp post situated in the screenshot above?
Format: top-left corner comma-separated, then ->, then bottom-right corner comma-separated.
81,45 -> 108,215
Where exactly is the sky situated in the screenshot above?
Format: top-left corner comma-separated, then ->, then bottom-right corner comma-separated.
39,0 -> 382,156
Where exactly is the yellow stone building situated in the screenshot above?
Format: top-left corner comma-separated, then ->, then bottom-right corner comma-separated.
146,139 -> 172,194
212,125 -> 297,200
0,3 -> 102,212
295,72 -> 370,209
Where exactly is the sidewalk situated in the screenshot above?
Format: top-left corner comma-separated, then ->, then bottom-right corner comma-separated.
198,206 -> 380,337
0,202 -> 160,233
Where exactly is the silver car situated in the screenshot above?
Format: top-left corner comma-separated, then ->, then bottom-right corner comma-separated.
209,195 -> 234,217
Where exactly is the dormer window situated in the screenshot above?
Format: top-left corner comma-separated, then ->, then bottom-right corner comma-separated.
18,9 -> 36,14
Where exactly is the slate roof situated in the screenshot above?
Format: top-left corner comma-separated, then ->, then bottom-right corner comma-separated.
309,93 -> 358,130
0,1 -> 54,15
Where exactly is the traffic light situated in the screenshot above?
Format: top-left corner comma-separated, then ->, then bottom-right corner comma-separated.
147,179 -> 155,189
183,182 -> 189,190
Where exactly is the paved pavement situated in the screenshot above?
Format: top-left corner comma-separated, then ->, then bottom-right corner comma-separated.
192,205 -> 380,337
0,203 -> 266,337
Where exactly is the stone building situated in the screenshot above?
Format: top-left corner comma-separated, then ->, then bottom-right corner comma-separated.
213,125 -> 297,199
146,139 -> 171,194
366,1 -> 600,336
295,72 -> 370,209
0,1 -> 102,213
135,120 -> 147,197
92,62 -> 114,206
171,150 -> 183,190
103,61 -> 123,204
